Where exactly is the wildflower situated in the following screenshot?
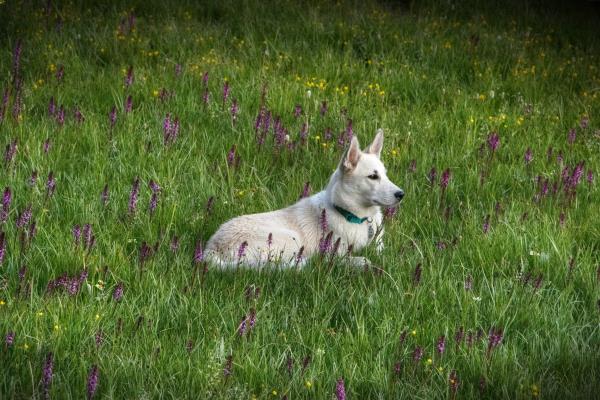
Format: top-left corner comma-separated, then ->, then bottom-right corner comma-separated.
73,225 -> 81,246
293,104 -> 302,118
16,204 -> 32,229
158,88 -> 171,102
524,148 -> 532,165
483,214 -> 490,234
320,101 -> 327,116
295,246 -> 305,267
345,119 -> 354,141
393,361 -> 403,378
587,170 -> 594,185
139,241 -> 153,266
205,196 -> 215,215
567,257 -> 576,279
170,235 -> 179,253
11,89 -> 22,121
466,331 -> 474,348
226,145 -> 236,167
128,177 -> 140,215
73,107 -> 84,123
41,352 -> 54,400
46,172 -> 56,197
455,326 -> 464,347
412,346 -> 424,363
384,206 -> 397,219
569,162 -> 585,189
86,365 -> 99,399
12,40 -> 22,80
0,231 -> 6,264
413,263 -> 422,286
464,275 -> 473,290
237,241 -> 248,261
55,64 -> 64,82
409,159 -> 417,173
440,169 -> 451,191
300,182 -> 311,199
567,128 -> 576,145
223,355 -> 233,379
319,231 -> 333,255
335,377 -> 346,400
202,88 -> 210,105
230,99 -> 239,124
299,122 -> 309,145
222,81 -> 230,106
113,282 -> 124,302
486,328 -> 504,357
83,224 -> 94,250
323,127 -> 333,141
56,105 -> 67,126
5,331 -> 15,347
398,330 -> 408,349
5,139 -> 17,167
44,139 -> 52,154
0,88 -> 8,123
149,192 -> 158,215
237,315 -> 247,336
428,167 -> 437,185
449,370 -> 460,396
109,106 -> 117,130
248,308 -> 256,329
436,335 -> 446,355
301,355 -> 311,373
125,95 -> 133,113
193,240 -> 204,264
48,96 -> 56,117
319,209 -> 328,232
202,71 -> 209,87
100,184 -> 109,207
1,187 -> 11,223
124,66 -> 134,88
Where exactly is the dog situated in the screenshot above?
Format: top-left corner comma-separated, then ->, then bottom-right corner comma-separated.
205,129 -> 404,268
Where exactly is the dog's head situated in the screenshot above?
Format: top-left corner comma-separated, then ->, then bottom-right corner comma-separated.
338,129 -> 404,207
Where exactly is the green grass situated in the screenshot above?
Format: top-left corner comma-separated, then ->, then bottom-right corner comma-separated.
1,0 -> 599,398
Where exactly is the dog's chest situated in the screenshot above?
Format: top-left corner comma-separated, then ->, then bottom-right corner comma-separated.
336,219 -> 375,250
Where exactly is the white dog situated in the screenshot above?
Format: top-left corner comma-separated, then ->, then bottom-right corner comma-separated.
205,129 -> 404,268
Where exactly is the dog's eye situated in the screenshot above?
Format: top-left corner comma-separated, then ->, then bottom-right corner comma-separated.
367,174 -> 379,180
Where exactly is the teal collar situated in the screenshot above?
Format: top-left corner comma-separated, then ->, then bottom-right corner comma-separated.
333,205 -> 370,224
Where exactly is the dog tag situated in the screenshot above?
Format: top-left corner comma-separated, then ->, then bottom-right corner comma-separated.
368,223 -> 374,239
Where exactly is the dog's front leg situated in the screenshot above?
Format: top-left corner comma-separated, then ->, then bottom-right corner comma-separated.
347,256 -> 374,269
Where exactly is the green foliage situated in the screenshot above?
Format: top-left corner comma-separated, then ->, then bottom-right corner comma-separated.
0,0 -> 598,398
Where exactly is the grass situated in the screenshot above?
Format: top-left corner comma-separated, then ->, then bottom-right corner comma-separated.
0,0 -> 599,398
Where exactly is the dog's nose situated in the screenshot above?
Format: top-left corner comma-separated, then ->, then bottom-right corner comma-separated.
394,190 -> 404,200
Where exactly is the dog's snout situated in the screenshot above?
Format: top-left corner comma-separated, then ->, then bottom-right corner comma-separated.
394,190 -> 404,200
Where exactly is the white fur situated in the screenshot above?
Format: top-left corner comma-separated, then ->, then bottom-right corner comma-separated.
205,129 -> 403,268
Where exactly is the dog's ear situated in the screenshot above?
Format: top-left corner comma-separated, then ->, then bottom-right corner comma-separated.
341,136 -> 361,172
365,128 -> 384,158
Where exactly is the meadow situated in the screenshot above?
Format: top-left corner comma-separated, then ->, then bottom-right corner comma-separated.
0,0 -> 599,398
